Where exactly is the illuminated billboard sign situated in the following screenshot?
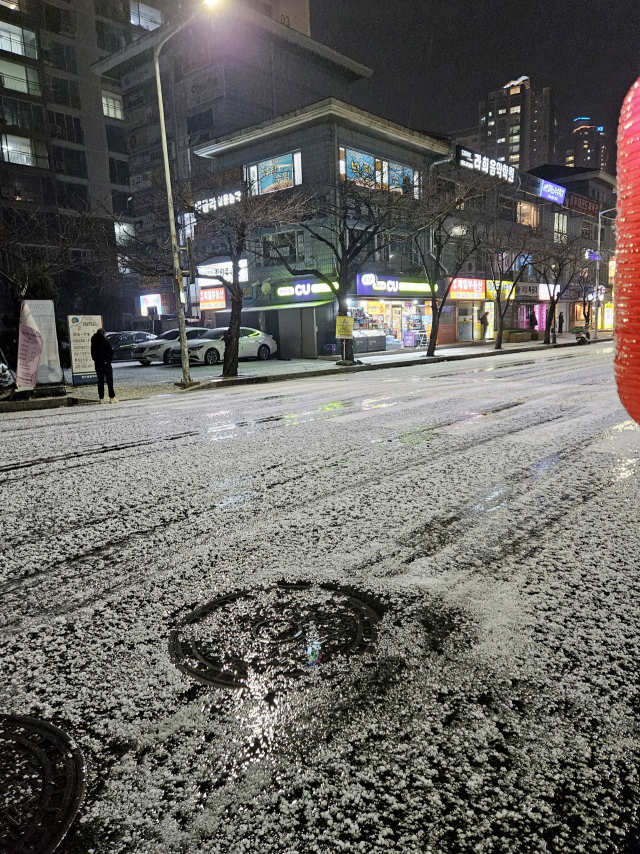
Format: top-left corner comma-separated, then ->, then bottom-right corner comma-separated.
539,180 -> 567,205
199,287 -> 227,310
448,277 -> 485,300
140,293 -> 162,316
356,273 -> 436,297
456,145 -> 516,183
276,280 -> 337,301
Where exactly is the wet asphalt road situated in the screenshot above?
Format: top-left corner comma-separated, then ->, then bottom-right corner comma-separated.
2,343 -> 640,854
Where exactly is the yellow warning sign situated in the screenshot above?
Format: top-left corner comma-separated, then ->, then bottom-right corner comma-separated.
335,315 -> 354,339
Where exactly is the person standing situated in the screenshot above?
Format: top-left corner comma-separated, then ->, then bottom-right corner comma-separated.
90,328 -> 118,404
558,311 -> 564,334
479,311 -> 489,340
528,311 -> 538,331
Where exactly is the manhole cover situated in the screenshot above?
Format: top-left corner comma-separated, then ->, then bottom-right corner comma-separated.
169,582 -> 381,689
0,715 -> 85,854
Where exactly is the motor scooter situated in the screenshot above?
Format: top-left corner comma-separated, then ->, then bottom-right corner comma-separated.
573,326 -> 591,345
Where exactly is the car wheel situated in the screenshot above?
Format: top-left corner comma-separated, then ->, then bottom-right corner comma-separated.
139,360 -> 151,366
163,349 -> 173,365
204,347 -> 220,366
257,344 -> 270,361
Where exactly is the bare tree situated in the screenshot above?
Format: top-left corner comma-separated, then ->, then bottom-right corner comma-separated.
530,236 -> 588,345
178,175 -> 310,378
480,224 -> 537,350
410,174 -> 491,356
256,177 -> 422,363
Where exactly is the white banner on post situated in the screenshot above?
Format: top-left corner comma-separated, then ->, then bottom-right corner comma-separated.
68,315 -> 102,385
16,322 -> 43,389
19,300 -> 63,385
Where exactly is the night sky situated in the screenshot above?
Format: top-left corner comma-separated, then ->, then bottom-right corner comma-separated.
311,0 -> 640,143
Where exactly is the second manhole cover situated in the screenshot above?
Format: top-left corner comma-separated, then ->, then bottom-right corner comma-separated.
169,582 -> 381,689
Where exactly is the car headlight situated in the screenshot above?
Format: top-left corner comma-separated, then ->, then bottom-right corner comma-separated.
146,344 -> 162,351
190,345 -> 205,351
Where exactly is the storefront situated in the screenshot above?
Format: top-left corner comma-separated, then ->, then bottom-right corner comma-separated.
449,278 -> 492,341
350,273 -> 436,350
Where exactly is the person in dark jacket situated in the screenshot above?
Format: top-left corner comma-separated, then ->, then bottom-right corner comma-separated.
528,311 -> 538,331
90,328 -> 118,403
558,311 -> 564,334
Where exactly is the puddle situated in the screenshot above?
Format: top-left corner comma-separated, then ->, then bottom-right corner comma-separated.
317,401 -> 355,412
472,484 -> 509,512
530,454 -> 561,481
611,458 -> 637,482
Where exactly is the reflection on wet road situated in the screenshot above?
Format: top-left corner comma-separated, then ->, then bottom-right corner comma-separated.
2,344 -> 640,854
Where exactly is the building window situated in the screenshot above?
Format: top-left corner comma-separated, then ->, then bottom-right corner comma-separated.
497,137 -> 506,144
338,146 -> 418,196
510,105 -> 521,114
509,154 -> 519,164
517,202 -> 539,228
0,59 -> 41,96
41,36 -> 77,73
109,156 -> 129,185
0,21 -> 37,59
102,90 -> 123,120
52,145 -> 87,178
554,212 -> 568,243
0,133 -> 48,168
43,4 -> 77,36
48,110 -> 84,144
509,134 -> 520,143
47,74 -> 80,108
261,230 -> 303,267
498,196 -> 516,221
111,189 -> 131,214
56,180 -> 89,211
95,19 -> 129,52
498,108 -> 506,115
178,211 -> 195,244
105,123 -> 127,153
130,1 -> 163,30
247,151 -> 302,195
1,97 -> 44,132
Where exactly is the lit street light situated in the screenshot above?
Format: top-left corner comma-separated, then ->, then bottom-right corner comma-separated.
153,0 -> 223,386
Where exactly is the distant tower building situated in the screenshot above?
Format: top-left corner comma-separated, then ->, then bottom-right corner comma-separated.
564,118 -> 612,174
477,76 -> 555,171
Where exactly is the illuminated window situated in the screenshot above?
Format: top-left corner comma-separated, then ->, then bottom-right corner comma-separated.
509,134 -> 520,143
130,1 -> 162,30
510,105 -> 521,114
497,137 -> 506,144
246,150 -> 302,195
337,146 -> 419,197
488,120 -> 495,126
509,154 -> 519,164
102,90 -> 123,120
554,212 -> 568,243
0,58 -> 40,95
517,202 -> 539,228
0,21 -> 37,58
498,108 -> 506,115
0,133 -> 48,167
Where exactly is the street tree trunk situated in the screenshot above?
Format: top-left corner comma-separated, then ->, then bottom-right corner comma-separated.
426,297 -> 440,357
494,303 -> 504,350
222,294 -> 242,378
544,301 -> 557,345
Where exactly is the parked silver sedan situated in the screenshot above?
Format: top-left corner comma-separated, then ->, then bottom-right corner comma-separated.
169,327 -> 277,366
133,327 -> 209,365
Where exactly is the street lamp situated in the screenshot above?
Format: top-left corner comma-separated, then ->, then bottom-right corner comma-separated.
153,0 -> 223,386
593,205 -> 616,342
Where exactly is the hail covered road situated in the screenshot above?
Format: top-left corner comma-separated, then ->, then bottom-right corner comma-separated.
2,343 -> 639,854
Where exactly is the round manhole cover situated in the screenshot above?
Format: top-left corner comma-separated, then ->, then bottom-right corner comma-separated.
0,715 -> 85,854
169,582 -> 381,689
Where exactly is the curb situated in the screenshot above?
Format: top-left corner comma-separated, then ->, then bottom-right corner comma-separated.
184,337 -> 614,394
0,395 -> 97,414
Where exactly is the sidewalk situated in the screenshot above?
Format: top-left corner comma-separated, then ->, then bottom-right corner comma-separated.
0,333 -> 614,413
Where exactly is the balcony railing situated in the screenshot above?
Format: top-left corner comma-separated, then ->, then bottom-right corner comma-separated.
1,147 -> 48,168
0,34 -> 37,60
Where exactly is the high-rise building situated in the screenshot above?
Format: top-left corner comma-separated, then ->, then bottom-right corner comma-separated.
93,0 -> 371,271
476,76 -> 555,171
0,0 -> 164,323
563,117 -> 612,174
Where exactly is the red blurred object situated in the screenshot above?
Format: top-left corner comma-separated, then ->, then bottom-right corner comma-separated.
615,78 -> 640,422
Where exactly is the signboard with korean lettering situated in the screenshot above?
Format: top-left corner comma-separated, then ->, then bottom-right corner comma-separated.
486,281 -> 539,300
448,278 -> 485,300
344,149 -> 376,185
183,65 -> 225,111
539,180 -> 567,205
456,145 -> 516,184
199,287 -> 227,311
19,300 -> 62,385
68,315 -> 102,385
567,192 -> 599,218
258,154 -> 295,194
356,273 -> 436,298
335,316 -> 354,339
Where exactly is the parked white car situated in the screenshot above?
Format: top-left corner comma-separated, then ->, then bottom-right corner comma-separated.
133,327 -> 209,365
169,327 -> 277,366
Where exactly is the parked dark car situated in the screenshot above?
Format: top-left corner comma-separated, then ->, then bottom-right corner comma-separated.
106,331 -> 157,361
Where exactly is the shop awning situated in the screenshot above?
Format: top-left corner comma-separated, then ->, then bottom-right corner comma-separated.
241,301 -> 333,312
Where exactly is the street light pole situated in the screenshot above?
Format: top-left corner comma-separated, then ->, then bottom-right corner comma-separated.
153,1 -> 221,386
593,205 -> 616,342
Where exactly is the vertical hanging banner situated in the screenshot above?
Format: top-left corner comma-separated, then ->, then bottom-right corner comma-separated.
16,321 -> 43,390
68,315 -> 102,385
19,300 -> 63,385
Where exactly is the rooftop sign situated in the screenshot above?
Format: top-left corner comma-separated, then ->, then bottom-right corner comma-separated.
456,145 -> 516,184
